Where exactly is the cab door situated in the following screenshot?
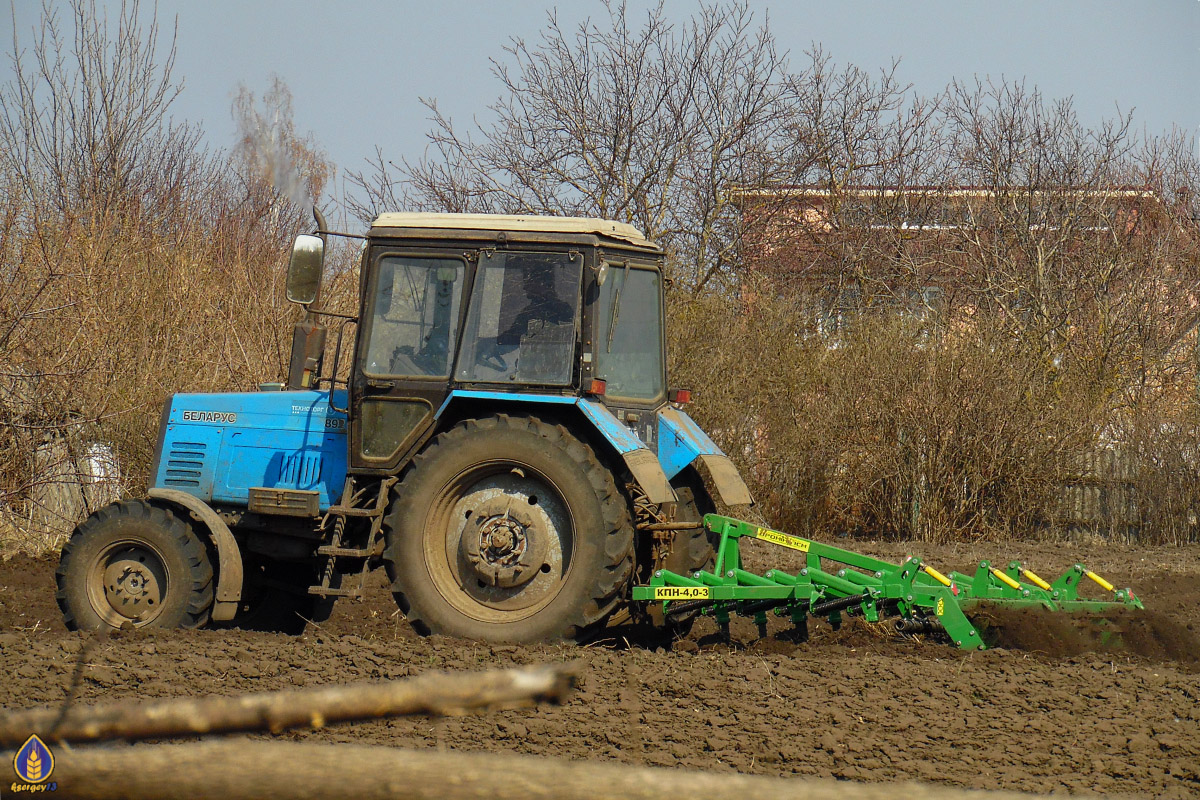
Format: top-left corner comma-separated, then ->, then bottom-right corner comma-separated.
350,251 -> 469,471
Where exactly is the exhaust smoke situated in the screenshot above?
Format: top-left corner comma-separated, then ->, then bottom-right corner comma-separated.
233,79 -> 316,221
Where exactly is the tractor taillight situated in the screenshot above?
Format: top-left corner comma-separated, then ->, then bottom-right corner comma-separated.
587,378 -> 607,396
669,389 -> 692,404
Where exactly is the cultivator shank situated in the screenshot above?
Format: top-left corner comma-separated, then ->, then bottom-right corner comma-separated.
632,515 -> 1143,650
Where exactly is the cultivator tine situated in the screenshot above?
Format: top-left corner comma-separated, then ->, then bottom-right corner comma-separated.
632,514 -> 1145,651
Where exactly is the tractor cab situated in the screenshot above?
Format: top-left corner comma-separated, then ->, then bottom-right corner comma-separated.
334,213 -> 675,473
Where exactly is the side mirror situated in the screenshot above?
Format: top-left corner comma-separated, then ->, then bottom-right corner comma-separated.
287,234 -> 324,305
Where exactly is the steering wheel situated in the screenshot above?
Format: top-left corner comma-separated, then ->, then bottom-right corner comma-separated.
475,340 -> 508,372
388,345 -> 423,376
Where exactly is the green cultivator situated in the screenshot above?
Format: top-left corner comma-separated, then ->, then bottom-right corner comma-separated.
633,515 -> 1143,650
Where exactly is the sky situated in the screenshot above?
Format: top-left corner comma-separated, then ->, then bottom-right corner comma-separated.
3,0 -> 1198,223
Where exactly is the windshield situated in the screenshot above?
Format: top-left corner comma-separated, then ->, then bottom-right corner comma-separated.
594,263 -> 664,401
362,256 -> 465,378
456,251 -> 582,385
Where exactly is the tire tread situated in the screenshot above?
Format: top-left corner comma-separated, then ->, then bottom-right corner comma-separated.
55,499 -> 214,631
386,415 -> 634,642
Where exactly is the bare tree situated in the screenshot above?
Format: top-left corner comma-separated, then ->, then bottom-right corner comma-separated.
347,0 -> 790,293
0,3 -> 330,553
727,76 -> 1200,543
0,0 -> 209,230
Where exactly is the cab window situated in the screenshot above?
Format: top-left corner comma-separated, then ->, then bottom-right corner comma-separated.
594,264 -> 664,401
363,256 -> 465,378
456,251 -> 581,385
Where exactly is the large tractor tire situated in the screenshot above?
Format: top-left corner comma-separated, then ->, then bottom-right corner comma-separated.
56,500 -> 214,631
384,415 -> 634,643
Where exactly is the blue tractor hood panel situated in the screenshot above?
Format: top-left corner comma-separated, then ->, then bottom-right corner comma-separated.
152,389 -> 349,511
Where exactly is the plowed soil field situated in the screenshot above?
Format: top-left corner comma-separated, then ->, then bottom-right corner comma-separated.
2,537 -> 1198,798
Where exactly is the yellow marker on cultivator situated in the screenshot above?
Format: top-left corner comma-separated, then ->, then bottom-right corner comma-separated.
633,515 -> 1143,649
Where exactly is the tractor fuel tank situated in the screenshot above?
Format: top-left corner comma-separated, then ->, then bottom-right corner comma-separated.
151,389 -> 349,513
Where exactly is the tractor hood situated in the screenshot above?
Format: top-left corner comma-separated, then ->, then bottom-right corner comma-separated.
151,389 -> 349,512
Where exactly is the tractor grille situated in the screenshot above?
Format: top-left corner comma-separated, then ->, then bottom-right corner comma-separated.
164,442 -> 206,488
277,451 -> 323,490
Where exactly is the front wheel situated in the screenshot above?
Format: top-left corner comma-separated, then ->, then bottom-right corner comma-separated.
55,500 -> 214,631
385,415 -> 634,642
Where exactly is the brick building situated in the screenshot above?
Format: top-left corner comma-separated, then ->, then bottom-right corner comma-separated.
733,184 -> 1200,538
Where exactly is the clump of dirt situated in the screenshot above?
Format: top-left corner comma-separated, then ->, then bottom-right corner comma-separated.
969,606 -> 1200,667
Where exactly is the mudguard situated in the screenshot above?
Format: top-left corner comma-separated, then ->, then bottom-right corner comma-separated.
436,391 -> 752,508
656,408 -> 753,506
147,488 -> 243,620
436,391 -> 677,505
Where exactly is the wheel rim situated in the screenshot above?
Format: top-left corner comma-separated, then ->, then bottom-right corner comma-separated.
85,539 -> 170,627
424,461 -> 576,623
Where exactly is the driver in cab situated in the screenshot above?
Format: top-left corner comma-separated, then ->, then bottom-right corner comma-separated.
495,257 -> 574,351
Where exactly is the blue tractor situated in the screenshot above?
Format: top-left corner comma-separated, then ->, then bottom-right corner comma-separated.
56,213 -> 752,641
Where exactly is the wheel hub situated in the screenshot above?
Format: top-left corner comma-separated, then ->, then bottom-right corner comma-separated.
481,519 -> 521,561
461,497 -> 550,589
99,547 -> 165,621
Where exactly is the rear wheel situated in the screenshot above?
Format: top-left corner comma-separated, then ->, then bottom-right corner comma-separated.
385,415 -> 634,642
56,500 -> 214,631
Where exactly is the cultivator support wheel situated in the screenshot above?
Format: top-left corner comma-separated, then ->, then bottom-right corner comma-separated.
631,515 -> 1144,650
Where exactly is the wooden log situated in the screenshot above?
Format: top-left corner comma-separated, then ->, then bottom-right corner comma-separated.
24,741 -> 1043,800
0,663 -> 578,746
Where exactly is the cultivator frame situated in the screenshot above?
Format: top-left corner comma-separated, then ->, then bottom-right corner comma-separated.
633,515 -> 1143,650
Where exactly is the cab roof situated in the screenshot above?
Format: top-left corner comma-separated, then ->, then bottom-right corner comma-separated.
370,212 -> 654,248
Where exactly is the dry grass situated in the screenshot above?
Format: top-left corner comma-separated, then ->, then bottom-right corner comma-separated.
3,0 -> 1199,556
